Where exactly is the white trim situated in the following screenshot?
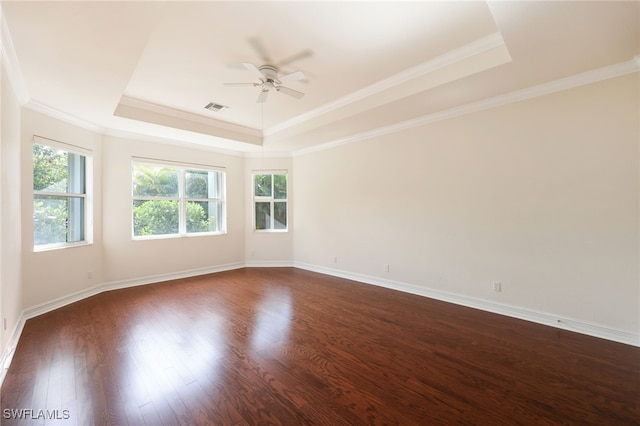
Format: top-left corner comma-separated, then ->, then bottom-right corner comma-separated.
245,260 -> 294,268
26,100 -> 105,134
244,151 -> 292,159
0,12 -> 29,104
131,156 -> 226,172
104,128 -> 251,157
293,262 -> 640,347
294,57 -> 640,157
23,262 -> 245,320
265,32 -> 507,136
118,96 -> 261,138
0,315 -> 26,386
0,260 -> 281,387
33,135 -> 93,156
0,260 -> 636,389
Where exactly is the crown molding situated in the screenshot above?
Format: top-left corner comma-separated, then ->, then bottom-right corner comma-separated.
103,127 -> 250,157
244,150 -> 292,159
117,96 -> 261,139
114,96 -> 263,146
293,56 -> 640,157
25,100 -> 106,133
0,11 -> 29,104
4,3 -> 637,161
265,32 -> 507,137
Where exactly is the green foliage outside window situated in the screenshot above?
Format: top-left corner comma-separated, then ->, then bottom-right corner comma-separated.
254,173 -> 287,230
33,144 -> 68,192
33,143 -> 85,246
132,164 -> 220,236
133,200 -> 211,236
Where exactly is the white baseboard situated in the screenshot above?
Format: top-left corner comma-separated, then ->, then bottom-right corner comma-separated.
3,259 -> 636,389
294,262 -> 640,347
0,314 -> 26,387
101,262 -> 246,293
0,261 -> 247,388
23,262 -> 246,320
245,260 -> 294,268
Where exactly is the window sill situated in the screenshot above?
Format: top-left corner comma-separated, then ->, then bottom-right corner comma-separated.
34,241 -> 92,252
132,231 -> 227,241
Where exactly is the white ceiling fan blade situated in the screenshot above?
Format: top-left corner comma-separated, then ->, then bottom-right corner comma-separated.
277,86 -> 304,99
248,37 -> 272,64
224,82 -> 259,86
277,70 -> 306,85
242,62 -> 265,81
276,49 -> 313,68
257,90 -> 269,103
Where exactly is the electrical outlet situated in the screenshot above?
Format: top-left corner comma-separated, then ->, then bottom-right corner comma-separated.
87,271 -> 93,279
334,256 -> 338,263
383,264 -> 390,272
492,281 -> 502,292
3,318 -> 6,331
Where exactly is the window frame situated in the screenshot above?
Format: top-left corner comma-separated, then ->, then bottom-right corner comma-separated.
252,171 -> 288,233
32,137 -> 93,252
131,159 -> 226,239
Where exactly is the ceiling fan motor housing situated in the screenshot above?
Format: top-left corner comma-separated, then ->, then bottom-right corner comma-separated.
259,65 -> 279,83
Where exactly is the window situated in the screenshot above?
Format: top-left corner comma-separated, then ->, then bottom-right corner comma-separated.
33,140 -> 91,249
132,161 -> 225,238
253,172 -> 287,231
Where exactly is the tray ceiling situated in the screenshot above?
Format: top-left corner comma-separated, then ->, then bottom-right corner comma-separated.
2,1 -> 638,154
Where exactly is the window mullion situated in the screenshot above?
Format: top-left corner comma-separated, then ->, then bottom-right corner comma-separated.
33,142 -> 90,249
270,199 -> 275,230
179,169 -> 186,235
271,177 -> 276,230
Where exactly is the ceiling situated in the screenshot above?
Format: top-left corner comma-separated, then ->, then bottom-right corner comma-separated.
2,1 -> 638,155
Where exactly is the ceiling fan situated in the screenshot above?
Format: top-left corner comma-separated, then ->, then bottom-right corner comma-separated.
225,37 -> 312,103
224,63 -> 306,103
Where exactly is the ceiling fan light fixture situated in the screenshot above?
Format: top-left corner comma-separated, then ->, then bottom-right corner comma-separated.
226,62 -> 307,103
204,102 -> 228,112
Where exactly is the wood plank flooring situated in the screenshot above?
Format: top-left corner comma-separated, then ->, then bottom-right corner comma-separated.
1,268 -> 638,425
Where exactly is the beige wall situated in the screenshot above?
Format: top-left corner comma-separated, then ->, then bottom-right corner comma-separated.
20,117 -> 249,308
244,155 -> 294,264
102,135 -> 246,283
2,68 -> 637,344
20,109 -> 104,309
293,74 -> 639,334
1,65 -> 22,351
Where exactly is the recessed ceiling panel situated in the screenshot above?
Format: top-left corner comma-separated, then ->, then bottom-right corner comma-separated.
121,1 -> 500,131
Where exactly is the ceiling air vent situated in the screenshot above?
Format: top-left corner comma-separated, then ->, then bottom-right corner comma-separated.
204,102 -> 228,112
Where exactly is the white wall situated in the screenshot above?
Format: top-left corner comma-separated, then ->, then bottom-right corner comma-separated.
244,155 -> 294,265
293,73 -> 639,336
102,135 -> 246,283
20,109 -> 104,309
1,64 -> 22,351
4,69 -> 638,346
20,118 -> 249,308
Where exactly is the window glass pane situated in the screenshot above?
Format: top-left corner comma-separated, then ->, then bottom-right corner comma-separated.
33,195 -> 84,245
133,199 -> 179,236
132,165 -> 178,197
255,202 -> 271,230
68,152 -> 86,194
33,144 -> 70,193
186,201 -> 220,233
254,175 -> 272,197
274,174 -> 287,199
274,202 -> 287,229
185,170 -> 210,199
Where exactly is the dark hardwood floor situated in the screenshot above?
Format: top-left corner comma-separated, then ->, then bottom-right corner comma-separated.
1,268 -> 638,425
